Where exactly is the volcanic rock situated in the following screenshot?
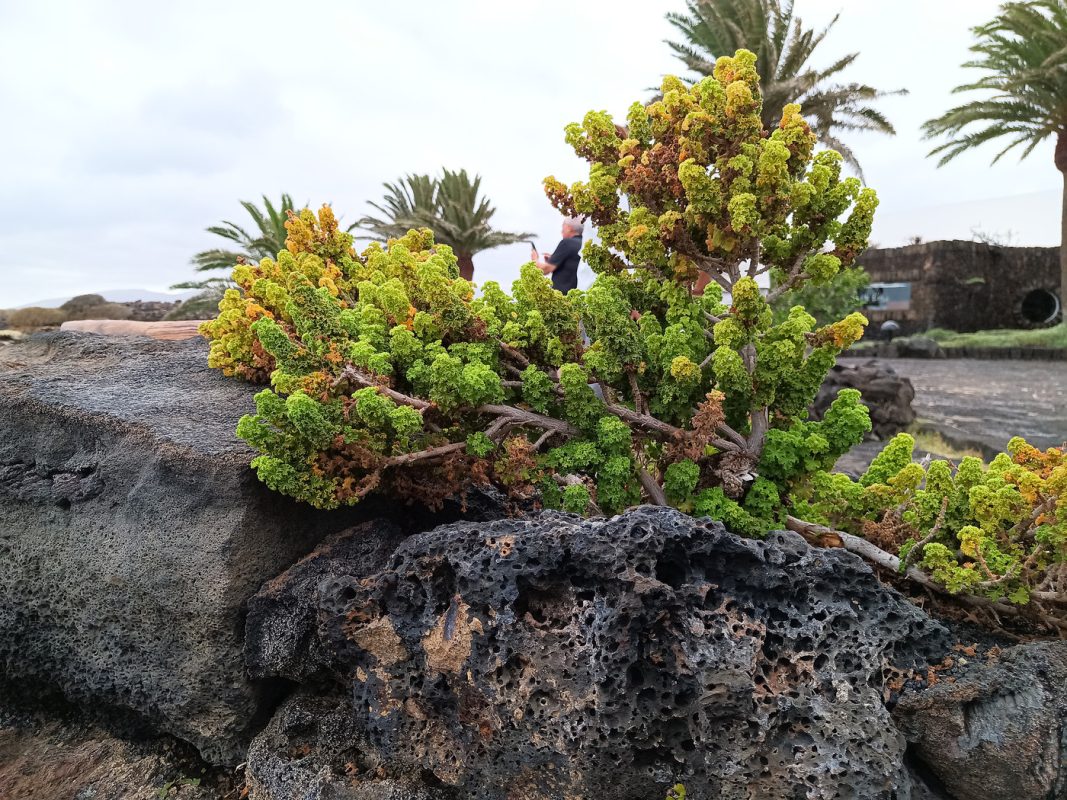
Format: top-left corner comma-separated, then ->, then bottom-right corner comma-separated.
0,333 -> 401,764
813,360 -> 916,440
245,506 -> 954,799
894,640 -> 1067,800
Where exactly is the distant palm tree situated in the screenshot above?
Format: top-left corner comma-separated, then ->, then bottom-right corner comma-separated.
357,169 -> 532,281
192,194 -> 296,274
663,0 -> 904,175
922,0 -> 1067,312
172,194 -> 298,296
356,174 -> 440,244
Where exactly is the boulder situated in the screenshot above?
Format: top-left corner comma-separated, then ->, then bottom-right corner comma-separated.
245,506 -> 954,799
246,520 -> 409,684
59,319 -> 205,340
813,360 -> 916,439
897,337 -> 942,359
894,641 -> 1067,800
246,691 -> 446,800
0,332 -> 406,765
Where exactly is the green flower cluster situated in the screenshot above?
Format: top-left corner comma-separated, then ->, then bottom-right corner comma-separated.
792,433 -> 1067,606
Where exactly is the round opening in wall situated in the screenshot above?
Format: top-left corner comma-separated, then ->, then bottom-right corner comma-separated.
1020,288 -> 1061,326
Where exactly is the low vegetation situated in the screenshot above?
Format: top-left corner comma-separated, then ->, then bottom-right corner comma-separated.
201,52 -> 1065,633
4,295 -> 135,330
919,325 -> 1067,350
7,307 -> 68,329
909,428 -> 984,462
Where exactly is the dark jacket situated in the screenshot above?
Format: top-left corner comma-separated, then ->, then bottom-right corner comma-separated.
547,235 -> 582,293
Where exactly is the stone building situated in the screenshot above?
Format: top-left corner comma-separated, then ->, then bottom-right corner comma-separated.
858,240 -> 1061,334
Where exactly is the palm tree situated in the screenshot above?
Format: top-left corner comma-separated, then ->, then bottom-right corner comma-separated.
192,194 -> 295,273
663,0 -> 904,175
357,169 -> 532,281
172,194 -> 297,295
356,174 -> 439,244
922,0 -> 1067,313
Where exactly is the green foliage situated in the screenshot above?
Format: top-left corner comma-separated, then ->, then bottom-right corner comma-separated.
798,433 -> 1067,606
771,266 -> 868,327
662,0 -> 905,175
759,389 -> 871,486
901,326 -> 1067,350
922,0 -> 1067,307
204,55 -> 876,548
201,56 -> 1065,621
922,0 -> 1067,167
193,194 -> 297,274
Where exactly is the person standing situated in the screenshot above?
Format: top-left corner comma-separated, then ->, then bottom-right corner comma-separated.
532,218 -> 583,293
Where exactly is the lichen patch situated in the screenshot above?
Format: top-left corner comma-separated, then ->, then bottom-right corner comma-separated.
423,595 -> 479,674
349,616 -> 409,666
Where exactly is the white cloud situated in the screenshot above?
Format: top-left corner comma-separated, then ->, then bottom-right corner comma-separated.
1,0 -> 1059,307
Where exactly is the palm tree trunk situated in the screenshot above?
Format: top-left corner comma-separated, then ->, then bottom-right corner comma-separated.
1056,131 -> 1067,318
457,252 -> 475,282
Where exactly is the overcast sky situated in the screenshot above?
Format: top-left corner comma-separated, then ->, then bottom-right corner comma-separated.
1,0 -> 1060,307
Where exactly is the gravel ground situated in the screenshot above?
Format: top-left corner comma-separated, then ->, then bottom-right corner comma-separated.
839,357 -> 1067,452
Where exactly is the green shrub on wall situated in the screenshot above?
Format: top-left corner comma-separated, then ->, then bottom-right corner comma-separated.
201,50 -> 1065,626
202,51 -> 874,519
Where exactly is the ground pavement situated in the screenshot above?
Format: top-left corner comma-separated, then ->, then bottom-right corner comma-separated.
839,356 -> 1067,454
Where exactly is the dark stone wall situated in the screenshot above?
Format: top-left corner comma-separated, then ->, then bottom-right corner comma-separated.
859,240 -> 1060,333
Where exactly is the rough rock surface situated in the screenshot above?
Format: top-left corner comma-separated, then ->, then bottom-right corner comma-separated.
246,506 -> 953,799
813,360 -> 916,440
246,692 -> 446,800
0,332 -> 455,765
0,710 -> 220,800
894,641 -> 1067,800
246,520 -> 409,684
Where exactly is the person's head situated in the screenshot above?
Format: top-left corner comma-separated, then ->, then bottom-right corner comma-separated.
561,217 -> 584,239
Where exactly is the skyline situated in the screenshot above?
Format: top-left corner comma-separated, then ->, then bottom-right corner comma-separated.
1,0 -> 1061,306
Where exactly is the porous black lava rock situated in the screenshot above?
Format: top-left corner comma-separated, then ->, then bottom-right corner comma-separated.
0,333 -> 400,765
246,520 -> 410,684
894,641 -> 1067,800
246,506 -> 954,799
246,691 -> 449,800
813,360 -> 916,440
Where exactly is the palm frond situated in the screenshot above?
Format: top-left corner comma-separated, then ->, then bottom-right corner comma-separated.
923,0 -> 1067,167
185,194 -> 297,279
358,169 -> 531,271
661,0 -> 903,174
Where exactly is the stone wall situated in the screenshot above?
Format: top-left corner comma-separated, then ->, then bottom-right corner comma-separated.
859,240 -> 1060,333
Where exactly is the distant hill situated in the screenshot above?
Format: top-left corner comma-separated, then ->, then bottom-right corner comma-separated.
13,289 -> 198,309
